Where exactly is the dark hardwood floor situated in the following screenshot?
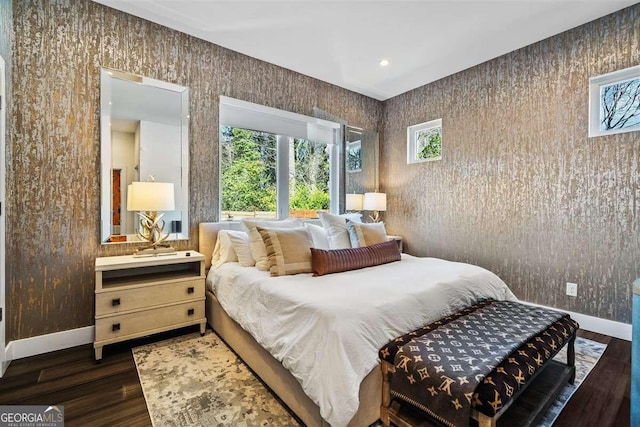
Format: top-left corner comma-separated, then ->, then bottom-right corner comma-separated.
0,328 -> 630,427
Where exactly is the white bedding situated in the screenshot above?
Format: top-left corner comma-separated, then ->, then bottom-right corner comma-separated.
207,254 -> 517,427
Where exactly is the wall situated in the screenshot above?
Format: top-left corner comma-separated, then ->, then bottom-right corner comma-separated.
381,4 -> 640,323
138,121 -> 182,228
8,0 -> 382,340
632,282 -> 639,424
0,0 -> 11,348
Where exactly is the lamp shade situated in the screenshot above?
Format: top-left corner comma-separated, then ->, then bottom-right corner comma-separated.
363,192 -> 387,211
127,182 -> 175,212
345,193 -> 364,211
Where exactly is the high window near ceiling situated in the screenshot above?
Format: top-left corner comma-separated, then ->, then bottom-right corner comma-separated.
219,97 -> 341,220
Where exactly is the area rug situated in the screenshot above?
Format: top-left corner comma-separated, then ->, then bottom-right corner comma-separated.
133,332 -> 606,427
534,336 -> 606,426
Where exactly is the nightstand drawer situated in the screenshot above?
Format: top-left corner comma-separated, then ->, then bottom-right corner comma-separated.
96,278 -> 204,316
95,301 -> 205,342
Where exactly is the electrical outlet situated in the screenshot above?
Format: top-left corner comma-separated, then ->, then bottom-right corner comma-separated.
566,282 -> 578,297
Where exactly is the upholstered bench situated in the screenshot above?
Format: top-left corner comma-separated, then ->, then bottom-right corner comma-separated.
379,300 -> 579,427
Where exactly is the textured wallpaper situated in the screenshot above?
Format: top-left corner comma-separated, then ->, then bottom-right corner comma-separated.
8,0 -> 382,340
381,4 -> 640,323
8,0 -> 638,341
0,0 -> 11,341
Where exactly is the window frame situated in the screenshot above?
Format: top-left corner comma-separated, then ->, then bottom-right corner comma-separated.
219,97 -> 340,220
407,118 -> 443,164
588,64 -> 640,138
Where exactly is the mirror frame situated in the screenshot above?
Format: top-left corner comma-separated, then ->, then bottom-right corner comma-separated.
100,67 -> 190,244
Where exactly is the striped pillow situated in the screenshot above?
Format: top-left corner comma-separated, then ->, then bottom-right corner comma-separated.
242,218 -> 302,270
257,227 -> 313,276
310,240 -> 401,276
346,220 -> 388,248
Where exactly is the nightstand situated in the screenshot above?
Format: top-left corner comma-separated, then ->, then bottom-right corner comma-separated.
387,235 -> 403,252
94,251 -> 206,360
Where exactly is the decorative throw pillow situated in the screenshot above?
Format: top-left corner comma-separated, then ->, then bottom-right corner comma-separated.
211,230 -> 239,269
346,220 -> 388,248
257,227 -> 313,277
305,223 -> 330,249
242,218 -> 302,270
310,240 -> 401,276
317,212 -> 363,249
225,230 -> 254,267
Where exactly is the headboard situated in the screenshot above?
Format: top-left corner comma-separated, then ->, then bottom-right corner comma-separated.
198,222 -> 244,270
199,219 -> 322,270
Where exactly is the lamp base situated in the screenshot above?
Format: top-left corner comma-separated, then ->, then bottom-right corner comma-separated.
133,245 -> 177,257
368,210 -> 382,223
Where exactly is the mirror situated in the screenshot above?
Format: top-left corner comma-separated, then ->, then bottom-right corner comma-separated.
344,125 -> 379,195
100,68 -> 189,244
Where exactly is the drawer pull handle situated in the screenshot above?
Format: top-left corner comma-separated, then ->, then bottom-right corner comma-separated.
187,287 -> 194,294
112,298 -> 121,306
112,323 -> 121,332
187,308 -> 195,316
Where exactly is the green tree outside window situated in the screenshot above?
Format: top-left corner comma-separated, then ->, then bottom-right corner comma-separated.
417,127 -> 442,159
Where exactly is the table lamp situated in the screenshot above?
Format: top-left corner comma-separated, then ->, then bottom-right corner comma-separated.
363,192 -> 387,223
346,193 -> 364,212
127,181 -> 176,256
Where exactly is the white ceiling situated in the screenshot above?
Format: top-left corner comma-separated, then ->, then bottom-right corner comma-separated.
94,0 -> 637,101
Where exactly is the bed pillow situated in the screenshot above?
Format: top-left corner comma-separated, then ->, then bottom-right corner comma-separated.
225,230 -> 254,267
305,223 -> 330,249
346,220 -> 388,248
242,218 -> 302,270
257,227 -> 313,277
310,240 -> 401,276
211,229 -> 239,269
317,212 -> 363,249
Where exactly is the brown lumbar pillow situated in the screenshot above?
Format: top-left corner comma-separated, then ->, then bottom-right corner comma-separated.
310,240 -> 401,276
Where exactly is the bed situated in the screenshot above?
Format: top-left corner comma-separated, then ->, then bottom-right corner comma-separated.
199,222 -> 517,427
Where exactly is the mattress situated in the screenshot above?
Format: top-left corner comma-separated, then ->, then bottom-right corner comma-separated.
206,254 -> 517,427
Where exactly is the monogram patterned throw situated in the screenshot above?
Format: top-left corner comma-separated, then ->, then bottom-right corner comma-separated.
390,301 -> 568,427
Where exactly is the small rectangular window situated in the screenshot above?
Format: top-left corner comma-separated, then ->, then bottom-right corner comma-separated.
589,65 -> 640,137
407,119 -> 442,164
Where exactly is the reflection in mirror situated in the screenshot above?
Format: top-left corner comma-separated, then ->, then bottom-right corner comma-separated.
100,68 -> 189,244
344,126 -> 379,198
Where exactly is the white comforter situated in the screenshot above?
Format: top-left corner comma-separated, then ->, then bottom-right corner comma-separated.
208,254 -> 517,427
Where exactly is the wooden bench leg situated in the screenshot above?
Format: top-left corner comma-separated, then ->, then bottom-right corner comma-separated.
381,361 -> 392,427
567,334 -> 576,384
476,412 -> 497,427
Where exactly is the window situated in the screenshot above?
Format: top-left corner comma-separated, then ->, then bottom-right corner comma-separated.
407,119 -> 442,164
589,65 -> 640,137
289,138 -> 331,218
220,127 -> 277,219
219,97 -> 340,220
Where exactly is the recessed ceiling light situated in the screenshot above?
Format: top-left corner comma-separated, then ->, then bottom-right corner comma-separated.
379,59 -> 390,67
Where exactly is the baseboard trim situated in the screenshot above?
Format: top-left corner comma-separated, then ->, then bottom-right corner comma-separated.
520,300 -> 631,341
7,326 -> 95,361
